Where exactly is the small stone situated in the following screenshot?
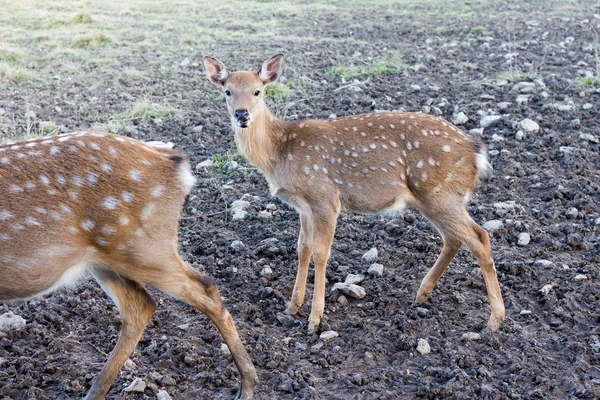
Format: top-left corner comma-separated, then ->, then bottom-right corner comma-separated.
157,390 -> 173,400
231,200 -> 250,220
483,220 -> 503,232
582,103 -> 593,110
565,207 -> 578,219
569,119 -> 581,128
452,112 -> 469,125
345,274 -> 365,285
161,376 -> 176,386
320,330 -> 339,341
123,359 -> 137,371
368,263 -> 384,277
230,240 -> 246,251
328,114 -> 337,119
480,115 -> 502,128
311,341 -> 324,350
124,378 -> 146,393
179,58 -> 190,67
462,332 -> 482,341
266,203 -> 277,211
516,130 -> 525,140
223,160 -> 238,172
337,295 -> 348,306
535,259 -> 553,268
491,134 -> 504,142
177,323 -> 189,330
295,342 -> 307,351
192,125 -> 203,133
0,312 -> 26,331
574,274 -> 588,281
517,232 -> 531,246
361,247 -> 378,263
520,309 -> 532,315
410,84 -> 421,92
260,266 -> 273,278
579,133 -> 599,143
258,210 -> 272,219
331,282 -> 366,299
220,343 -> 231,355
469,128 -> 484,136
195,159 -> 213,171
497,102 -> 511,110
539,284 -> 555,296
516,94 -> 529,105
519,118 -> 539,134
416,338 -> 431,355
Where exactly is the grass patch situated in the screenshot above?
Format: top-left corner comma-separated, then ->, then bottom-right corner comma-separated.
0,63 -> 33,82
265,82 -> 291,102
576,76 -> 600,88
329,53 -> 405,79
0,45 -> 23,62
114,97 -> 178,123
496,70 -> 537,82
71,11 -> 93,24
73,33 -> 111,48
470,26 -> 488,35
211,150 -> 244,173
92,120 -> 135,134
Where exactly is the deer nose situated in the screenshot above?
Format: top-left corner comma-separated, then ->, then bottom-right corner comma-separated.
235,109 -> 249,120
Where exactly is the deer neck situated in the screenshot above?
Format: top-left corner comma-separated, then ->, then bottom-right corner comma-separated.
233,105 -> 283,173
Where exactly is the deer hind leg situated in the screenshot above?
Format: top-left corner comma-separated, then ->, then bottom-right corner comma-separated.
414,236 -> 461,304
307,208 -> 339,335
148,255 -> 258,400
287,213 -> 313,315
85,268 -> 156,400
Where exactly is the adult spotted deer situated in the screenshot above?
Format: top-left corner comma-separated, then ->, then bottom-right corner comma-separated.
0,132 -> 257,399
204,54 -> 505,335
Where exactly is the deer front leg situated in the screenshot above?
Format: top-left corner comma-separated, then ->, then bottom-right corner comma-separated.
307,209 -> 338,335
287,213 -> 313,315
85,269 -> 156,400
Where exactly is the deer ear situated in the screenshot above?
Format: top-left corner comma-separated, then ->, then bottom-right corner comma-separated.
204,56 -> 229,86
259,54 -> 284,84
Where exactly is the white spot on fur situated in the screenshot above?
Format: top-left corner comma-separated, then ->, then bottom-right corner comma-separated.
442,145 -> 451,153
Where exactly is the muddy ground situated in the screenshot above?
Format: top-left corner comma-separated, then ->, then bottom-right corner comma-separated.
1,0 -> 600,399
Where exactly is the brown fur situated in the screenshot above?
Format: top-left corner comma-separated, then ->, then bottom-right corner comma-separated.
204,55 -> 504,334
0,132 -> 257,399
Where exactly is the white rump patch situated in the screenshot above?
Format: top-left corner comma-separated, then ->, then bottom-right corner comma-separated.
476,152 -> 493,178
145,141 -> 174,150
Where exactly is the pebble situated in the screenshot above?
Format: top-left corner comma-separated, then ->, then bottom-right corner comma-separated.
512,81 -> 536,93
124,378 -> 146,393
266,203 -> 277,211
124,359 -> 137,371
520,309 -> 532,315
230,240 -> 246,251
295,342 -> 307,351
574,274 -> 588,281
328,114 -> 337,119
539,284 -> 555,296
320,330 -> 339,341
331,282 -> 366,299
231,200 -> 250,220
0,312 -> 26,331
258,210 -> 272,219
410,84 -> 421,92
157,391 -> 173,400
579,133 -> 599,143
497,101 -> 511,110
220,343 -> 231,355
452,112 -> 469,125
569,119 -> 581,128
535,259 -> 553,267
519,118 -> 540,134
261,266 -> 273,278
516,130 -> 525,140
311,341 -> 324,350
416,338 -> 431,355
491,134 -> 504,142
518,232 -> 531,246
582,103 -> 593,110
223,160 -> 238,172
516,94 -> 529,104
483,220 -> 503,232
565,207 -> 578,219
179,58 -> 190,67
192,125 -> 203,133
337,295 -> 348,306
195,159 -> 214,171
462,332 -> 482,341
480,115 -> 502,128
345,274 -> 365,285
469,128 -> 484,136
361,247 -> 378,263
368,263 -> 384,277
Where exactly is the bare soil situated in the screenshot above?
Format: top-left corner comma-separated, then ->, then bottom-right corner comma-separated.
1,1 -> 600,399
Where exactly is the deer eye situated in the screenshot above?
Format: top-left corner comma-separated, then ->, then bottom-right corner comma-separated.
254,90 -> 261,96
224,89 -> 231,96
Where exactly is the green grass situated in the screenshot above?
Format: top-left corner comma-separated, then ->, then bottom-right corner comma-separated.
470,26 -> 488,35
115,97 -> 178,123
0,62 -> 34,82
264,82 -> 291,102
71,11 -> 93,24
212,150 -> 243,173
329,53 -> 405,79
73,32 -> 111,48
496,70 -> 537,82
576,76 -> 600,88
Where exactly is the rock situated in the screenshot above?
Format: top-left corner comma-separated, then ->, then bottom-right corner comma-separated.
469,128 -> 484,136
519,118 -> 539,134
179,58 -> 190,67
491,134 -> 504,142
368,263 -> 384,277
569,119 -> 581,128
580,133 -> 599,143
124,378 -> 146,393
195,159 -> 213,171
539,284 -> 555,296
266,203 -> 277,211
520,309 -> 532,315
123,359 -> 137,371
345,274 -> 365,285
517,232 -> 531,246
0,312 -> 26,331
535,260 -> 553,267
483,220 -> 503,232
416,338 -> 431,355
512,81 -> 536,93
462,332 -> 482,341
574,274 -> 588,281
480,115 -> 502,128
295,342 -> 307,351
231,200 -> 250,220
192,125 -> 203,133
157,390 -> 173,400
515,130 -> 525,140
452,112 -> 469,125
337,295 -> 348,306
220,343 -> 231,355
258,210 -> 272,219
161,376 -> 176,386
516,94 -> 529,105
565,207 -> 578,219
230,240 -> 246,251
497,102 -> 511,110
361,247 -> 378,263
331,282 -> 366,299
311,341 -> 324,350
410,84 -> 421,92
261,266 -> 273,278
223,160 -> 238,172
582,103 -> 593,110
320,330 -> 339,341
